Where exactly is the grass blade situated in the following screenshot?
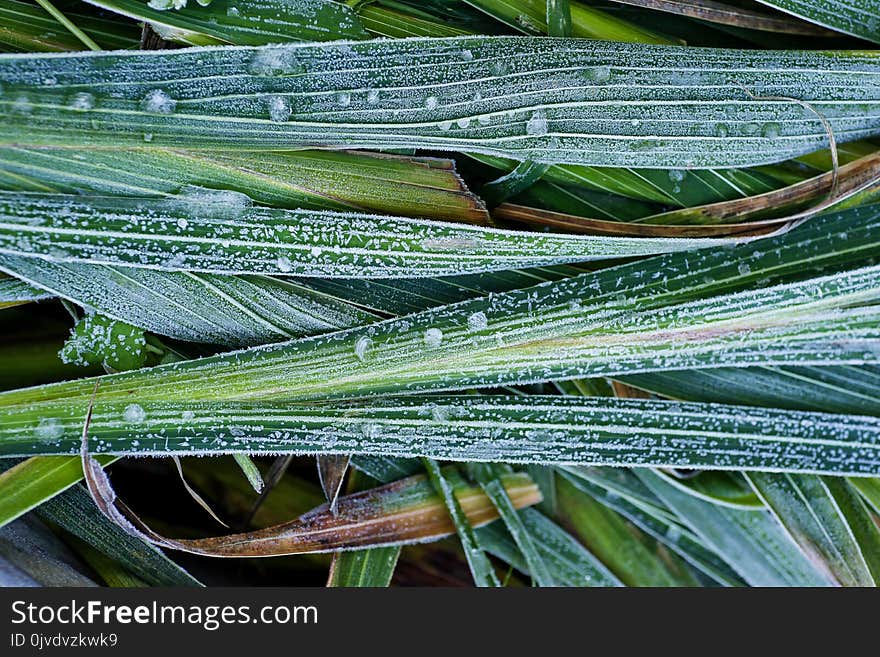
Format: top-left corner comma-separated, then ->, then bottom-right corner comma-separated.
83,0 -> 369,46
746,473 -> 880,586
0,191 -> 738,277
0,257 -> 376,345
3,395 -> 880,475
0,455 -> 115,528
754,0 -> 880,44
423,458 -> 500,586
2,37 -> 879,168
636,468 -> 831,586
0,148 -> 489,224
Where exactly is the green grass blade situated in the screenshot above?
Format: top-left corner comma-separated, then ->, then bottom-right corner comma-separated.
2,395 -> 880,475
350,453 -> 619,586
849,477 -> 880,515
557,474 -> 699,586
466,0 -> 677,43
754,0 -> 880,44
476,507 -> 622,586
0,0 -> 139,52
470,462 -> 554,586
0,191 -> 736,277
746,473 -> 880,586
0,257 -> 375,345
2,38 -> 879,168
617,365 -> 880,416
0,148 -> 489,223
636,468 -> 831,586
560,468 -> 746,586
0,455 -> 115,528
83,0 -> 369,46
0,272 -> 51,305
423,458 -> 500,586
0,208 -> 877,416
327,546 -> 400,587
36,482 -> 203,586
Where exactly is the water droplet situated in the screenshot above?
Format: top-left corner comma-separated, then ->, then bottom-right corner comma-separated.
142,89 -> 176,115
176,217 -> 188,229
366,89 -> 380,104
69,92 -> 94,111
466,311 -> 489,333
438,120 -> 452,131
123,404 -> 146,424
526,110 -> 548,136
423,328 -> 443,348
668,169 -> 686,183
490,61 -> 509,76
182,410 -> 195,421
738,262 -> 752,276
336,92 -> 351,107
36,418 -> 64,440
762,122 -> 781,139
742,122 -> 760,136
456,117 -> 471,129
276,256 -> 292,272
354,336 -> 372,361
143,133 -> 154,142
11,94 -> 31,115
227,5 -> 239,16
715,123 -> 729,138
585,66 -> 611,83
268,95 -> 291,122
425,95 -> 439,111
461,49 -> 474,61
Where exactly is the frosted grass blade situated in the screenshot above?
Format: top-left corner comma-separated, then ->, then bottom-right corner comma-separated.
755,0 -> 880,44
3,395 -> 880,476
0,257 -> 376,345
0,208 -> 877,416
3,37 -> 880,168
83,0 -> 369,46
636,469 -> 831,586
746,473 -> 880,586
0,191 -> 744,278
0,147 -> 490,224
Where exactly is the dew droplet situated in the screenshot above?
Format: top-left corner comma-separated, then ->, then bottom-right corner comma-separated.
123,403 -> 146,424
668,169 -> 686,183
142,89 -> 176,115
366,89 -> 380,104
176,217 -> 188,229
761,122 -> 781,139
738,262 -> 752,276
467,311 -> 488,332
423,328 -> 443,348
526,110 -> 548,136
456,117 -> 471,129
585,66 -> 611,83
425,95 -> 439,111
69,92 -> 94,111
354,336 -> 372,361
715,123 -> 730,138
336,92 -> 351,107
36,418 -> 64,440
143,133 -> 154,142
276,256 -> 292,272
268,96 -> 291,122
